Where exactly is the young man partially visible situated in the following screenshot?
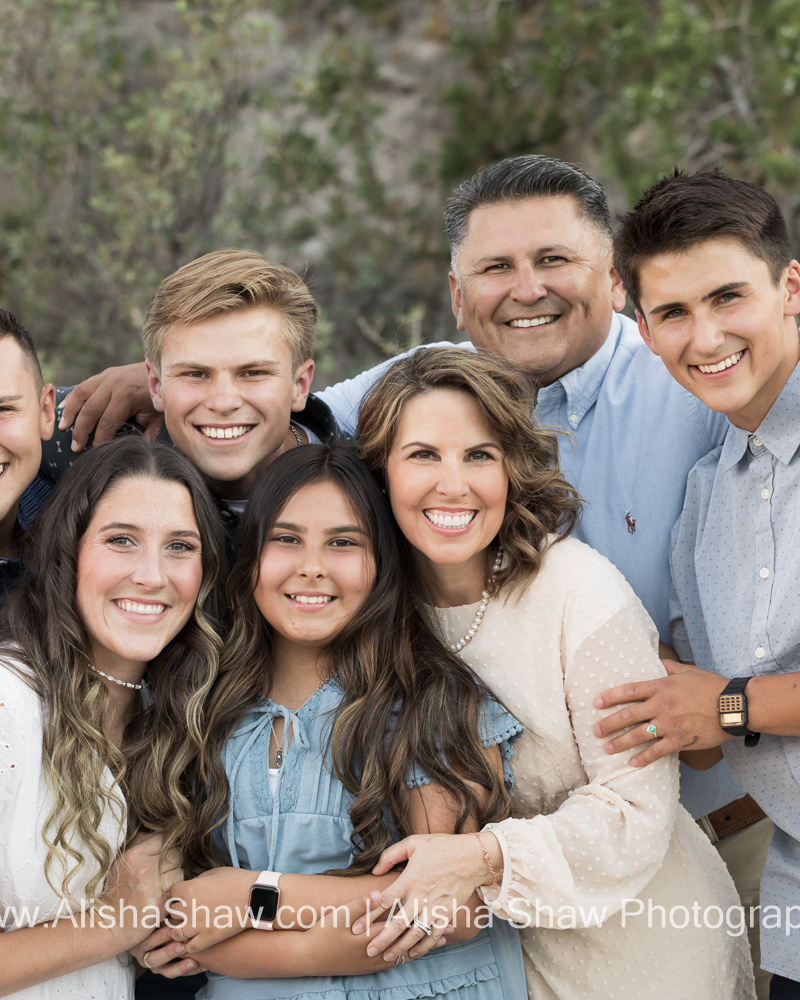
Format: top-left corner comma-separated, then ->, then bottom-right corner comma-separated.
44,250 -> 343,533
0,310 -> 55,604
598,169 -> 800,998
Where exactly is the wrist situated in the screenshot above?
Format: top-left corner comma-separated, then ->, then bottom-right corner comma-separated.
470,831 -> 503,887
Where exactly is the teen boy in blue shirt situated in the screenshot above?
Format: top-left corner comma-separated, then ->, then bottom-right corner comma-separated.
598,169 -> 800,999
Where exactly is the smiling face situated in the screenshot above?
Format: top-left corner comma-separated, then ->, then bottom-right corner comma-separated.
76,475 -> 204,682
147,306 -> 314,500
253,480 -> 377,654
637,238 -> 800,431
449,196 -> 626,385
384,389 -> 508,592
0,337 -> 55,552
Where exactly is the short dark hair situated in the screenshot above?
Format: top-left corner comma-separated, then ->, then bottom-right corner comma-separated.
614,168 -> 792,311
0,309 -> 44,389
445,155 -> 612,272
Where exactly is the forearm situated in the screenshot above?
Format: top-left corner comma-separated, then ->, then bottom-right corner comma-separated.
745,673 -> 800,737
197,923 -> 391,978
0,914 -> 134,996
276,872 -> 398,928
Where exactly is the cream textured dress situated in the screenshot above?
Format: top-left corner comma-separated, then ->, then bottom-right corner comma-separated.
431,537 -> 755,1000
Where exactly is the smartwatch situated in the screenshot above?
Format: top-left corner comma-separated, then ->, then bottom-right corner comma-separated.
247,870 -> 281,929
718,677 -> 760,747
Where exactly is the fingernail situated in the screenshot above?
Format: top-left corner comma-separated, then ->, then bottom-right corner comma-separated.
593,725 -> 601,736
369,891 -> 382,903
384,952 -> 394,962
593,696 -> 602,708
58,416 -> 67,429
604,742 -> 614,753
352,921 -> 363,934
70,440 -> 80,452
367,947 -> 377,957
175,944 -> 185,955
185,960 -> 198,970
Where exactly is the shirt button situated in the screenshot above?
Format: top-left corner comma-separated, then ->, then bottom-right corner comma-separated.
761,488 -> 771,500
752,436 -> 763,448
755,647 -> 765,659
759,567 -> 770,579
569,413 -> 579,426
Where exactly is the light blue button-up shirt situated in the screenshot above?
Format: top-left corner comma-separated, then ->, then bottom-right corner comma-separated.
669,360 -> 800,982
319,313 -> 742,815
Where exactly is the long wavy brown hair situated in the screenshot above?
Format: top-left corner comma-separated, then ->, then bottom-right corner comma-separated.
192,444 -> 511,876
357,347 -> 582,599
4,437 -> 226,900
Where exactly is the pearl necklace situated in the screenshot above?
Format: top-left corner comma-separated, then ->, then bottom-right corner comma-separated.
90,665 -> 147,691
449,551 -> 502,653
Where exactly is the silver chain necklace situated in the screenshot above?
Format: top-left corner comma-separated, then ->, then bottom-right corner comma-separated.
89,664 -> 147,691
289,422 -> 304,447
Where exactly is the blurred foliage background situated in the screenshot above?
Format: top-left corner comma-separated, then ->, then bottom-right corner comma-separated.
0,0 -> 798,385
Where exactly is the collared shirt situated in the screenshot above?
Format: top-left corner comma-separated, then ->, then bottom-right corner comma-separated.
669,360 -> 800,981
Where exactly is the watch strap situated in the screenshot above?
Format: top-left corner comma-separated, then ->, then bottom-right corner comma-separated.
718,677 -> 760,746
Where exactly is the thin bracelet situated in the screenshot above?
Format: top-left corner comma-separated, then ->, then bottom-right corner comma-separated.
472,831 -> 503,886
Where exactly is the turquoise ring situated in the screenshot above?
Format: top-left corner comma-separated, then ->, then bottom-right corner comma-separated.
646,723 -> 658,738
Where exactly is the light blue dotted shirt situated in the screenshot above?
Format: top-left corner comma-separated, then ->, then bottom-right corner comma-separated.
669,359 -> 800,982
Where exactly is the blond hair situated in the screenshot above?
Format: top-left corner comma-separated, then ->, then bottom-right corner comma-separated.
142,249 -> 317,373
357,347 -> 581,598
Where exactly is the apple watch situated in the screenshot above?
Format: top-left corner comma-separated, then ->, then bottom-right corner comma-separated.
718,677 -> 760,747
247,870 -> 281,929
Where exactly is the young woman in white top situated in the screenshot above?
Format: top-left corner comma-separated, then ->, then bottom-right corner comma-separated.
0,436 -> 225,999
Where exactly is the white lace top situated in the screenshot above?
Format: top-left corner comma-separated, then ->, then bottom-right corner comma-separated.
431,537 -> 755,1000
0,659 -> 132,999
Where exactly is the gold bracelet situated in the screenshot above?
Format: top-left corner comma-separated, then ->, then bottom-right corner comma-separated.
472,831 -> 503,886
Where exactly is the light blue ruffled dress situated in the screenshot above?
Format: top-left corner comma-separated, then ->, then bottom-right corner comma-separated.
199,677 -> 526,1000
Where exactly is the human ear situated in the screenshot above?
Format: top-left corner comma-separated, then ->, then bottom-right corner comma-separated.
290,359 -> 315,412
636,311 -> 659,356
146,360 -> 166,413
449,272 -> 466,332
39,383 -> 56,441
609,266 -> 627,313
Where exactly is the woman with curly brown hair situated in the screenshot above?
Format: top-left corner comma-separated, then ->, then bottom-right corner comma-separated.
0,436 -> 225,998
354,347 -> 754,999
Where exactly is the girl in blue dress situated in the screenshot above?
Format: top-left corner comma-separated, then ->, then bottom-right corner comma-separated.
139,444 -> 525,999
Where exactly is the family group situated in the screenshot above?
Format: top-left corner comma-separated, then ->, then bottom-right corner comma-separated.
1,156 -> 798,1000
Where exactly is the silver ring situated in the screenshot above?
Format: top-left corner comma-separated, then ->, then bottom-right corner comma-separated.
143,951 -> 153,970
646,722 -> 658,739
176,925 -> 188,941
395,955 -> 406,965
413,917 -> 433,936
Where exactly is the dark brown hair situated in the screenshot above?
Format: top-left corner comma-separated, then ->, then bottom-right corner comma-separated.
614,167 -> 792,311
193,444 -> 510,875
0,308 -> 44,389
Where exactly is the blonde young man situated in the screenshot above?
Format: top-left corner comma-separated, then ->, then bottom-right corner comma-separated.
45,250 -> 343,531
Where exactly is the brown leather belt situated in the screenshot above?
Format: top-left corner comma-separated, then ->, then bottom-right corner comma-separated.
705,794 -> 767,840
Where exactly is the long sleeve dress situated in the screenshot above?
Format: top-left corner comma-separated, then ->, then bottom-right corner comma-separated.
200,676 -> 527,1000
430,537 -> 755,1000
0,659 -> 132,1000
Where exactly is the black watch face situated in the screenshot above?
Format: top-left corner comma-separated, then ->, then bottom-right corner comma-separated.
249,885 -> 280,923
